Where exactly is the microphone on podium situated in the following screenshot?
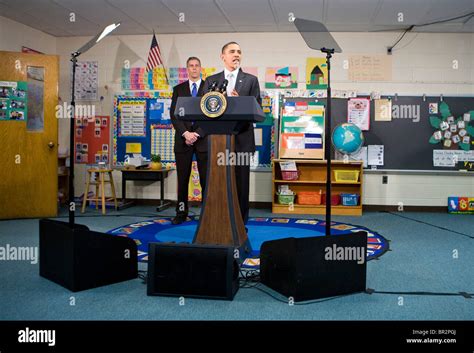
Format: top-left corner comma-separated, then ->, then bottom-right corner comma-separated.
219,79 -> 229,94
207,81 -> 218,92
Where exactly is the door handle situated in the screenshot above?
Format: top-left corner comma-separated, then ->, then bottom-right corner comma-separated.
48,141 -> 55,149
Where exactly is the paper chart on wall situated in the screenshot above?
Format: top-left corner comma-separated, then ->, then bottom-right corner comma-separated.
348,55 -> 392,81
433,150 -> 474,167
119,102 -> 146,137
348,98 -> 370,130
336,146 -> 368,168
368,145 -> 384,166
74,61 -> 98,101
374,99 -> 392,122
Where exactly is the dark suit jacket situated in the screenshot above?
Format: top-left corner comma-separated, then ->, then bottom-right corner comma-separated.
170,80 -> 207,152
203,69 -> 261,153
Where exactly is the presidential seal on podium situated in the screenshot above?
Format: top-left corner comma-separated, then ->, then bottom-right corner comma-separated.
200,91 -> 227,118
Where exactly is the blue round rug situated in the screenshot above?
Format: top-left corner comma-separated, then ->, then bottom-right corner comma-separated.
107,217 -> 389,268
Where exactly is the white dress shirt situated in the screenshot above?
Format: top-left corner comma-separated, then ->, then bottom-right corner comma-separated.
188,79 -> 202,96
224,68 -> 239,95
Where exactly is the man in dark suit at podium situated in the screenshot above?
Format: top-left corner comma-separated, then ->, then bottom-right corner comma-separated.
203,42 -> 261,224
170,57 -> 207,225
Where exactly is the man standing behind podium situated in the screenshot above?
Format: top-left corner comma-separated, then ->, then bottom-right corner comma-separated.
203,42 -> 261,224
170,57 -> 207,225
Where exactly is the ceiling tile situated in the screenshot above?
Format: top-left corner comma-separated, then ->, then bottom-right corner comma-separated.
271,0 -> 324,24
106,0 -> 180,26
0,0 -> 472,36
162,0 -> 229,26
216,0 -> 276,26
326,0 -> 378,24
374,0 -> 436,26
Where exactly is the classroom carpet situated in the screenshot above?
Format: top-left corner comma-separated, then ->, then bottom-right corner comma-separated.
106,216 -> 389,264
0,206 -> 473,320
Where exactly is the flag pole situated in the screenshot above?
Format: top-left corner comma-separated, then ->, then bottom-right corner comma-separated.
153,29 -> 169,86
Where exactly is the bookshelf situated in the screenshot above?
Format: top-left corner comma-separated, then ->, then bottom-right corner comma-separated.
272,159 -> 363,216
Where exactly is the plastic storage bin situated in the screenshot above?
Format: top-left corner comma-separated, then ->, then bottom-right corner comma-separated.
297,192 -> 322,205
277,193 -> 295,205
334,170 -> 360,183
281,170 -> 299,181
321,194 -> 341,206
340,193 -> 359,206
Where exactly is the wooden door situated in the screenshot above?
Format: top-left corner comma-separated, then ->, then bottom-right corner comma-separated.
0,51 -> 59,219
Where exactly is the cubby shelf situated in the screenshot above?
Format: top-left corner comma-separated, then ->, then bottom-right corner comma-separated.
272,159 -> 363,216
274,180 -> 361,185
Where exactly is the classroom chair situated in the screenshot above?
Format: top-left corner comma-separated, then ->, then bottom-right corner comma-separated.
81,168 -> 118,215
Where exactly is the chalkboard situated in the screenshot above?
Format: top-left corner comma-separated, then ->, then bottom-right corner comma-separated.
284,96 -> 474,171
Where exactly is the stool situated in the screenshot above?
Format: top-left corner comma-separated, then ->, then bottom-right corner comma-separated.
81,168 -> 118,215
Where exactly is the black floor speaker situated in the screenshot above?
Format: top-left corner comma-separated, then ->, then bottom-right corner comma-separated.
147,243 -> 239,300
260,231 -> 367,301
39,219 -> 138,292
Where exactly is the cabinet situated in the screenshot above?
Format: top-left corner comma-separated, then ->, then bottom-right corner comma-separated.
272,159 -> 363,216
58,155 -> 69,205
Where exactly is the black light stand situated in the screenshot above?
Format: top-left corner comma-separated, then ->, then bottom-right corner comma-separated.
260,20 -> 368,301
69,53 -> 77,227
67,23 -> 121,228
39,23 -> 138,293
322,47 -> 334,236
294,18 -> 342,236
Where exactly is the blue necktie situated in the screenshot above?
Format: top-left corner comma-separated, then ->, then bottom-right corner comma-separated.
191,82 -> 197,127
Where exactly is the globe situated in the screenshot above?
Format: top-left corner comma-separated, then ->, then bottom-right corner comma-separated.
332,123 -> 364,154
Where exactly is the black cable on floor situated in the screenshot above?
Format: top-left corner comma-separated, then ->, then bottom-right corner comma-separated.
366,288 -> 473,299
250,284 -> 358,305
138,270 -> 147,284
240,269 -> 361,304
133,270 -> 474,302
239,269 -> 261,289
247,283 -> 473,304
382,211 -> 474,239
240,269 -> 473,302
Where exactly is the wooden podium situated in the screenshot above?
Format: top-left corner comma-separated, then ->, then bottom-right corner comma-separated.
175,96 -> 264,259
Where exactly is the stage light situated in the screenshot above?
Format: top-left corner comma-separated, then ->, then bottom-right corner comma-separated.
72,23 -> 121,58
69,22 -> 120,226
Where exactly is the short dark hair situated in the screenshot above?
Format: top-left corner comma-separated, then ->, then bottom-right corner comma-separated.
186,57 -> 201,66
221,41 -> 240,54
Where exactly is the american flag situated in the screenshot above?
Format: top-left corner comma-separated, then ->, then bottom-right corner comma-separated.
146,32 -> 169,84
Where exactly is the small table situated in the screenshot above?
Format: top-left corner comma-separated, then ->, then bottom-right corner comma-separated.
120,168 -> 173,211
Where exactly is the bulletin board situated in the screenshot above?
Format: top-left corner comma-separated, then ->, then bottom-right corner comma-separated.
113,95 -> 174,166
283,95 -> 474,170
113,93 -> 277,168
74,116 -> 110,164
0,81 -> 28,121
